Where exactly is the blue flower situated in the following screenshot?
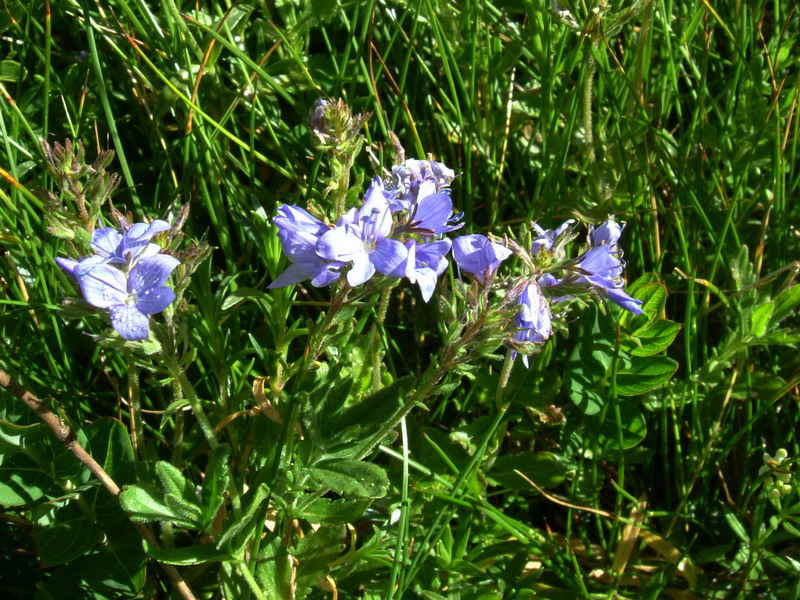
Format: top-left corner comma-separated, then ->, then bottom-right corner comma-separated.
452,234 -> 512,284
404,181 -> 463,239
316,178 -> 408,287
385,158 -> 455,212
90,220 -> 171,266
588,218 -> 624,247
574,242 -> 643,315
390,239 -> 452,302
512,282 -> 552,367
74,254 -> 180,340
268,205 -> 345,288
531,220 -> 574,256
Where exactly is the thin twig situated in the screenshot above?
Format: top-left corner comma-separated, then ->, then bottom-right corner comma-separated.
0,369 -> 197,600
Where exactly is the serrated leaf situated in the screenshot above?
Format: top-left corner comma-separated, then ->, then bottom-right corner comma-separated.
201,444 -> 231,529
216,484 -> 269,554
770,284 -> 800,328
616,356 -> 678,396
119,484 -> 195,527
155,461 -> 202,525
750,301 -> 774,338
303,459 -> 389,499
295,525 -> 346,596
295,496 -> 371,524
147,543 -> 232,565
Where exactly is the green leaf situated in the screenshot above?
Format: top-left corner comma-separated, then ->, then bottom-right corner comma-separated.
155,461 -> 203,525
295,525 -> 346,596
119,483 -> 196,527
256,534 -> 295,600
634,283 -> 668,320
590,403 -> 647,451
201,444 -> 231,529
147,543 -> 232,565
750,301 -> 774,338
488,452 -> 567,490
221,287 -> 268,311
294,496 -> 371,524
616,356 -> 679,396
0,452 -> 61,506
33,503 -> 101,567
85,418 -> 135,486
217,484 -> 269,554
0,60 -> 21,82
303,459 -> 389,499
79,519 -> 146,594
626,319 -> 681,357
723,505 -> 750,544
770,284 -> 800,328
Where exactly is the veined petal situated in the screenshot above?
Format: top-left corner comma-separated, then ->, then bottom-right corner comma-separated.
268,261 -> 321,288
91,227 -> 123,258
136,286 -> 176,315
126,220 -> 170,245
75,262 -> 128,308
347,256 -> 376,287
274,205 -> 328,236
55,257 -> 79,279
372,237 -> 408,276
129,255 -> 180,294
310,264 -> 344,288
317,226 -> 365,262
414,268 -> 439,302
109,304 -> 150,341
603,288 -> 644,315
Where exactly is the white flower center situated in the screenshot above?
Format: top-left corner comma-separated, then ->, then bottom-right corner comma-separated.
124,293 -> 137,306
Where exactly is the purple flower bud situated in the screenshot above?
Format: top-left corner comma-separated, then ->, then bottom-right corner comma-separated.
589,218 -> 624,247
385,158 -> 456,212
452,234 -> 512,284
512,282 -> 552,367
531,220 -> 575,255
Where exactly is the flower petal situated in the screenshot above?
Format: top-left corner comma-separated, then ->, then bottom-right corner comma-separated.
55,257 -> 79,279
372,238 -> 408,276
136,286 -> 176,315
128,255 -> 180,294
75,262 -> 128,308
316,226 -> 365,262
347,256 -> 376,287
109,304 -> 150,340
90,227 -> 123,258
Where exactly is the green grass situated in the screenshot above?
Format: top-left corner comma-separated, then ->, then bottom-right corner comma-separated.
1,0 -> 800,598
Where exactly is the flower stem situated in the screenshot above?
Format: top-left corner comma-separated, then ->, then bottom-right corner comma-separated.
168,361 -> 218,450
125,350 -> 143,460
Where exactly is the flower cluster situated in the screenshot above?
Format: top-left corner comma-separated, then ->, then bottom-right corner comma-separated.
56,220 -> 180,341
760,449 -> 794,500
270,159 -> 462,302
443,218 -> 643,367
